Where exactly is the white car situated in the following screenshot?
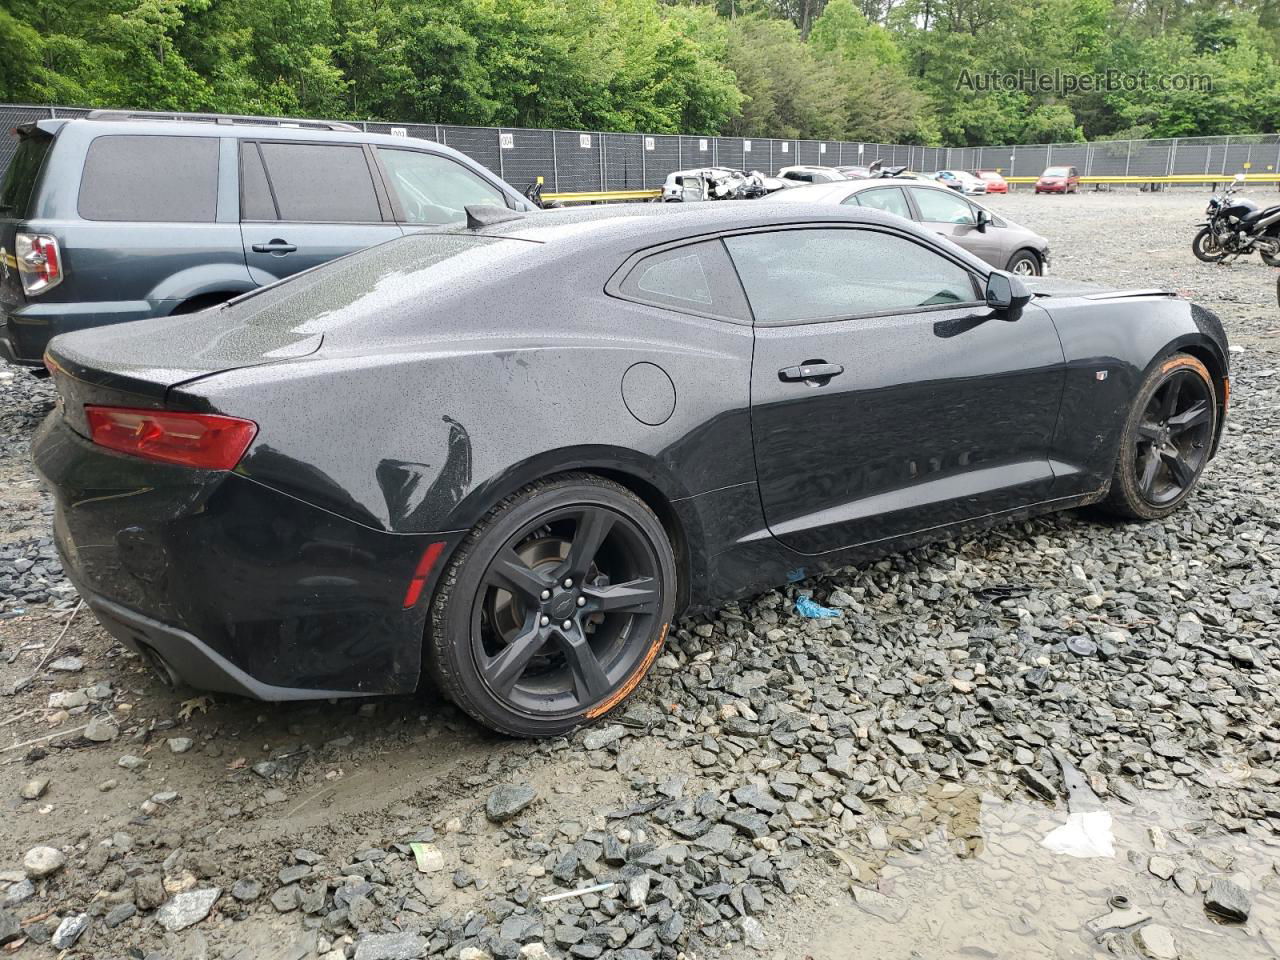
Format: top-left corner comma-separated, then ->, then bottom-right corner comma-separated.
778,165 -> 848,184
934,170 -> 988,195
660,167 -> 789,202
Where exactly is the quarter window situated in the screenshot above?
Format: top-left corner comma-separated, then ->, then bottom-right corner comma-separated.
239,144 -> 276,221
257,142 -> 382,222
910,187 -> 977,225
616,240 -> 750,320
377,148 -> 507,224
846,187 -> 911,219
79,135 -> 218,222
724,228 -> 978,323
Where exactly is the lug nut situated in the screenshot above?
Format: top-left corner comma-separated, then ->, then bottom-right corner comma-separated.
540,589 -> 551,600
562,620 -> 573,630
576,596 -> 586,607
563,578 -> 573,588
540,615 -> 550,626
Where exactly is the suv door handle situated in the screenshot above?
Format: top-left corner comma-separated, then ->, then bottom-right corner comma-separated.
779,362 -> 844,383
252,240 -> 297,254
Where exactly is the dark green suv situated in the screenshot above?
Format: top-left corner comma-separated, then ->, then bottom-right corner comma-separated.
0,110 -> 534,370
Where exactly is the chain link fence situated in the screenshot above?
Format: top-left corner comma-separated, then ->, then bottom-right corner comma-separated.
3,104 -> 1279,193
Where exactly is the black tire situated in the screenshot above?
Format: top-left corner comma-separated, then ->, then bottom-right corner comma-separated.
1192,227 -> 1227,263
428,474 -> 676,738
1101,353 -> 1217,521
1261,244 -> 1280,268
1006,249 -> 1041,277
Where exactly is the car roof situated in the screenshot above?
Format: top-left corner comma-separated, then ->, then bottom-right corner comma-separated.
766,178 -> 961,203
54,116 -> 455,152
456,200 -> 993,273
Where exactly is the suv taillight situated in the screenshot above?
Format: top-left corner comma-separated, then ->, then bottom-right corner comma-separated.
85,406 -> 258,470
15,233 -> 62,295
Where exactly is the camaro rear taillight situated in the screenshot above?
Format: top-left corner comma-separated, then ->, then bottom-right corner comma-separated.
85,406 -> 257,470
15,233 -> 63,295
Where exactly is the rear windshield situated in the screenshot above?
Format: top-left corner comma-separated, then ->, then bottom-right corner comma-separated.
218,233 -> 528,332
0,132 -> 53,219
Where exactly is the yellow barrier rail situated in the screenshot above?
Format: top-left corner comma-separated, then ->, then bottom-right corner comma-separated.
1005,174 -> 1280,184
543,174 -> 1280,203
543,189 -> 661,203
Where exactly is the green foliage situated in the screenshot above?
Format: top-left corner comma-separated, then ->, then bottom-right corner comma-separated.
0,0 -> 1277,146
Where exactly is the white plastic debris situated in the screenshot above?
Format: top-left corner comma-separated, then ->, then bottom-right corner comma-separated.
1041,810 -> 1115,859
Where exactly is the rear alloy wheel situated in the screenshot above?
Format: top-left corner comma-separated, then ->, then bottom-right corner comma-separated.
429,474 -> 675,737
1102,354 -> 1217,520
1006,250 -> 1041,276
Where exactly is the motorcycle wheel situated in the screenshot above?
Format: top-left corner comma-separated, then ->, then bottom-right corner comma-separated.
1192,226 -> 1228,263
1262,247 -> 1280,267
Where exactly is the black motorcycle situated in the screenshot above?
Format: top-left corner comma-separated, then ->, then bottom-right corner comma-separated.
1193,175 -> 1280,266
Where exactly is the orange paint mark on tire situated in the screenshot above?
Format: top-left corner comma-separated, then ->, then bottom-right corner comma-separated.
585,621 -> 669,719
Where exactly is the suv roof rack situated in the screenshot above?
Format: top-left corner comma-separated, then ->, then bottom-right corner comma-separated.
84,109 -> 361,133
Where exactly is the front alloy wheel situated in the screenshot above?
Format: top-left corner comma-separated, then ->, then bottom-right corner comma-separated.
429,475 -> 675,737
1103,354 -> 1217,520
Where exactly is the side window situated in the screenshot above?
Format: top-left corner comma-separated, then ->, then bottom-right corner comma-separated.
616,240 -> 750,320
911,187 -> 976,225
850,187 -> 912,219
377,149 -> 507,224
239,143 -> 276,221
723,228 -> 978,323
257,142 -> 382,222
79,135 -> 218,222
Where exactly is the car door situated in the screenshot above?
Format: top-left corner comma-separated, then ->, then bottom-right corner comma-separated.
907,185 -> 1004,268
240,140 -> 402,285
373,147 -> 515,230
729,225 -> 1065,555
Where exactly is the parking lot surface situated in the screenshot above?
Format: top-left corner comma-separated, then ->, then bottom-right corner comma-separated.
1,189 -> 1278,959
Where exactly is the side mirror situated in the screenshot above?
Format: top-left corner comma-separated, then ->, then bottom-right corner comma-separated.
986,270 -> 1032,321
976,209 -> 993,232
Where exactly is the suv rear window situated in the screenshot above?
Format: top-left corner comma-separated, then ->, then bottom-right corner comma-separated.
79,135 -> 218,222
0,132 -> 53,219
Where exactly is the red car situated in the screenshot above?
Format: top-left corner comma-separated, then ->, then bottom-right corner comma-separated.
1035,165 -> 1080,194
973,170 -> 1008,194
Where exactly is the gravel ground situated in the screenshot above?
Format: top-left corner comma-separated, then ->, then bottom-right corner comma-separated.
1,189 -> 1278,960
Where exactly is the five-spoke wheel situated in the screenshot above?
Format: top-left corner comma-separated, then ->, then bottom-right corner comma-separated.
429,475 -> 675,737
1104,353 -> 1218,520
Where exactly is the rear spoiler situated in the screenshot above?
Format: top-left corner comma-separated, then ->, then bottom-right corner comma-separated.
11,119 -> 66,138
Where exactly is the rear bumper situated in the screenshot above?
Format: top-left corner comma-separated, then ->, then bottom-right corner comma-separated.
84,591 -> 363,700
4,299 -> 173,366
34,412 -> 456,699
0,328 -> 41,368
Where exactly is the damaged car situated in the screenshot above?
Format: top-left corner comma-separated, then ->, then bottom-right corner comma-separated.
36,202 -> 1230,737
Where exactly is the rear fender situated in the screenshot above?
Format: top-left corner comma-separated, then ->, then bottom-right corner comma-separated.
147,264 -> 256,304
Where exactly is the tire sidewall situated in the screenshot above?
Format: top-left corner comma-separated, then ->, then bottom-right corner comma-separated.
1192,226 -> 1226,263
1006,250 -> 1040,276
1112,354 -> 1216,520
431,478 -> 676,738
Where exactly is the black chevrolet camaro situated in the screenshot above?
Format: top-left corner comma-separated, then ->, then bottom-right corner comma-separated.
35,203 -> 1230,737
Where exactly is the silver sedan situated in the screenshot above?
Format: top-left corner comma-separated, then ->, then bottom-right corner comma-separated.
765,178 -> 1050,276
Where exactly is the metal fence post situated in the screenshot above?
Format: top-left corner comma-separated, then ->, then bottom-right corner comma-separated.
599,132 -> 606,192
552,132 -> 559,192
497,129 -> 505,181
1221,136 -> 1229,174
641,138 -> 646,190
1167,139 -> 1176,177
1124,140 -> 1132,177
